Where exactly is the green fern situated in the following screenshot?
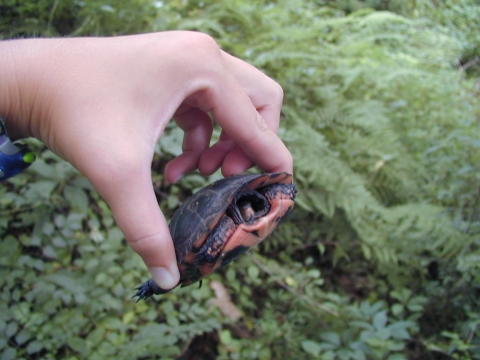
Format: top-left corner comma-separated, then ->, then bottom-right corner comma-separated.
1,1 -> 479,359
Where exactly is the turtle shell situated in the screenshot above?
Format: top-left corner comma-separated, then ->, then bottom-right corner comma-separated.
134,172 -> 296,300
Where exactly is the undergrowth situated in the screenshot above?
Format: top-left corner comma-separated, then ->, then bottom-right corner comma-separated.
1,0 -> 479,359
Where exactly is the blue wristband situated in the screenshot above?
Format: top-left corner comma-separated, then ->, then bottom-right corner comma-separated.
0,115 -> 35,181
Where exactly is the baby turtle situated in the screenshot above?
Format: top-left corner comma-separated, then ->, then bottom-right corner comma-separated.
134,172 -> 296,300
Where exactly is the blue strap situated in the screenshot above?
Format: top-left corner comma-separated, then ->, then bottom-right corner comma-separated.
0,115 -> 35,181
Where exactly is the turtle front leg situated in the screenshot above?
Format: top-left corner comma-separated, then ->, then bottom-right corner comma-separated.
133,278 -> 174,301
194,216 -> 236,265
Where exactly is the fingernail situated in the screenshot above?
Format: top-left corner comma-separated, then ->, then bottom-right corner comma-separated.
165,174 -> 183,185
256,112 -> 269,131
149,267 -> 178,290
172,173 -> 183,184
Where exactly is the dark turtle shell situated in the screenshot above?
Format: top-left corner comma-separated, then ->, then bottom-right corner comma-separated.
134,172 -> 296,300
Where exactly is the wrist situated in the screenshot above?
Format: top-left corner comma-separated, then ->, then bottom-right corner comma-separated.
0,39 -> 56,141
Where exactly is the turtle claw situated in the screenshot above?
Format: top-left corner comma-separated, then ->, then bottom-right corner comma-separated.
133,282 -> 154,302
133,278 -> 172,301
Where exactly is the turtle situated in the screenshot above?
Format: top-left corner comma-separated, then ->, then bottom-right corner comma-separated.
134,172 -> 297,300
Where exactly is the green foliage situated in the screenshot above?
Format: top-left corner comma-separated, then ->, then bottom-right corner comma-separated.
1,0 -> 479,359
0,0 -> 159,37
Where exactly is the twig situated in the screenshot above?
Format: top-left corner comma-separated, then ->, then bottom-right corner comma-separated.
153,187 -> 184,207
458,56 -> 480,72
466,183 -> 480,234
247,252 -> 339,316
0,203 -> 41,216
153,187 -> 171,199
47,0 -> 60,34
467,322 -> 477,344
70,15 -> 92,37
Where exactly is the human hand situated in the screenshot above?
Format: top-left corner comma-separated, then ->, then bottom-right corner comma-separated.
0,31 -> 293,290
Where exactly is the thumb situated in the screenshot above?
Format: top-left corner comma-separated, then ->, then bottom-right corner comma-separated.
91,163 -> 180,290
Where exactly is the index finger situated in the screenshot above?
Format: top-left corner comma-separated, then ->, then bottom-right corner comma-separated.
189,79 -> 293,175
220,50 -> 283,133
214,87 -> 293,175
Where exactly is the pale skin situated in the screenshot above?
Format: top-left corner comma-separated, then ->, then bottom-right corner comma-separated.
0,31 -> 293,290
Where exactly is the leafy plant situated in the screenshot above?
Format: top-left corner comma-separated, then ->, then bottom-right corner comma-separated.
1,0 -> 479,359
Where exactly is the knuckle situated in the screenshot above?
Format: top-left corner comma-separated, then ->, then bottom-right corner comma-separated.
127,232 -> 165,264
286,152 -> 294,170
172,32 -> 226,91
128,231 -> 158,248
269,80 -> 284,105
178,31 -> 222,61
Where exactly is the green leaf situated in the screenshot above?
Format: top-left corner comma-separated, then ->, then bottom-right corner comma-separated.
26,180 -> 57,200
406,304 -> 423,312
350,349 -> 367,360
388,321 -> 413,340
42,222 -> 55,236
122,312 -> 135,325
373,311 -> 387,330
4,322 -> 18,338
247,265 -> 259,279
159,126 -> 183,156
107,227 -> 124,243
0,240 -> 21,266
226,268 -> 236,282
42,245 -> 57,259
258,347 -> 272,360
302,340 -> 322,356
85,258 -> 100,271
320,332 -> 340,346
86,327 -> 106,347
45,273 -> 85,294
365,337 -> 386,348
0,348 -> 17,360
376,328 -> 392,341
386,354 -> 407,360
391,304 -> 404,316
101,317 -> 124,330
14,329 -> 31,345
66,337 -> 85,354
219,330 -> 232,345
307,269 -> 321,278
52,236 -> 67,248
65,212 -> 85,230
26,341 -> 43,354
64,185 -> 89,212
